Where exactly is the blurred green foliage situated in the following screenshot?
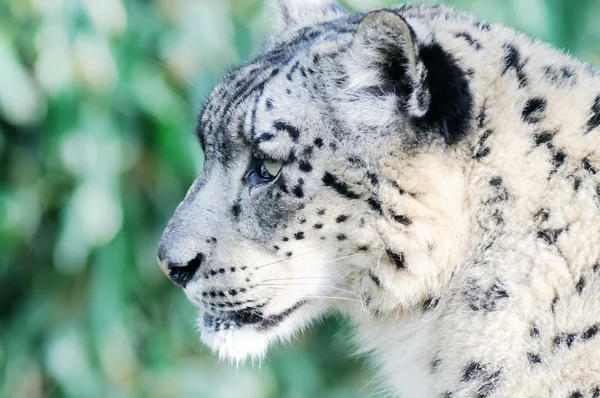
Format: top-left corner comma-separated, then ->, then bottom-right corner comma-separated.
1,0 -> 599,397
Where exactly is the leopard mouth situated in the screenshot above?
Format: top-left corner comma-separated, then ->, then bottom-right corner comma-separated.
199,299 -> 329,361
202,300 -> 306,332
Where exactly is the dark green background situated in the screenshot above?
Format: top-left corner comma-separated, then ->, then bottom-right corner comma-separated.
1,0 -> 599,397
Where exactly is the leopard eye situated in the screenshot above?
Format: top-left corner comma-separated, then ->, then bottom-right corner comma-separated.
247,158 -> 283,186
262,160 -> 283,178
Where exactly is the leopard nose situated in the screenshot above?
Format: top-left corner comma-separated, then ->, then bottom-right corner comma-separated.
157,252 -> 204,287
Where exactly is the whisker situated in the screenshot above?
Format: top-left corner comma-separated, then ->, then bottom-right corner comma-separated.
254,247 -> 327,269
145,56 -> 201,92
262,277 -> 330,282
256,283 -> 359,297
266,293 -> 361,302
322,253 -> 362,265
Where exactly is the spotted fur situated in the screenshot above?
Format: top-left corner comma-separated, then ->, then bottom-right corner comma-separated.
157,1 -> 600,396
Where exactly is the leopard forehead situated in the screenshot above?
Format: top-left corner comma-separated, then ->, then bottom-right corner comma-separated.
197,23 -> 357,166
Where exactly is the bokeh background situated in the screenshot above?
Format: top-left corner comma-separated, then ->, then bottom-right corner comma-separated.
1,0 -> 599,397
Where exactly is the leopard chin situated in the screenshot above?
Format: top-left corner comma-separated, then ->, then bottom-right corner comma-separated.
199,300 -> 325,362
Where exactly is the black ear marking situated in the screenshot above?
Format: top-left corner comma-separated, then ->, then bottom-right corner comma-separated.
352,10 -> 473,144
417,43 -> 473,144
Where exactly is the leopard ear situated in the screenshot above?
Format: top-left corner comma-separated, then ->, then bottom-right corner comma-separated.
269,0 -> 346,33
349,11 -> 432,118
348,10 -> 473,142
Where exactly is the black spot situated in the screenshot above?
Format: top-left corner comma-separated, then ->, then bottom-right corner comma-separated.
393,214 -> 412,225
553,332 -> 576,348
583,157 -> 597,174
455,32 -> 482,50
348,156 -> 365,166
474,128 -> 493,159
274,120 -> 301,142
522,97 -> 547,124
313,223 -> 323,230
282,237 -> 289,242
537,228 -> 564,245
534,131 -> 553,146
544,65 -> 575,84
366,172 -> 379,185
575,276 -> 585,293
593,386 -> 600,398
209,291 -> 216,298
367,197 -> 382,213
273,246 -> 279,251
422,296 -> 440,310
594,263 -> 600,273
254,133 -> 274,145
489,176 -> 502,186
534,208 -> 550,222
294,231 -> 305,240
336,234 -> 347,241
322,172 -> 361,199
299,160 -> 313,172
462,362 -> 485,381
465,280 -> 509,312
317,209 -> 326,216
386,249 -> 405,269
551,295 -> 559,313
570,175 -> 582,192
231,201 -> 241,219
265,99 -> 273,110
336,215 -> 349,223
293,185 -> 304,198
582,325 -> 599,341
491,209 -> 504,225
369,272 -> 382,287
285,251 -> 293,257
229,289 -> 238,296
587,94 -> 600,133
569,391 -> 583,398
418,42 -> 474,144
461,362 -> 502,397
530,325 -> 540,338
502,44 -> 528,87
314,137 -> 324,148
299,218 -> 306,224
357,245 -> 369,251
474,146 -> 490,159
526,353 -> 542,365
218,268 -> 225,274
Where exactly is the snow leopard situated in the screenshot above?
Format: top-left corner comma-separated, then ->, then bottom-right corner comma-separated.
157,1 -> 600,396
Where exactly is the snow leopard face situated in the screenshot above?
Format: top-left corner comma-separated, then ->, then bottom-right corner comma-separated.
157,0 -> 472,361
